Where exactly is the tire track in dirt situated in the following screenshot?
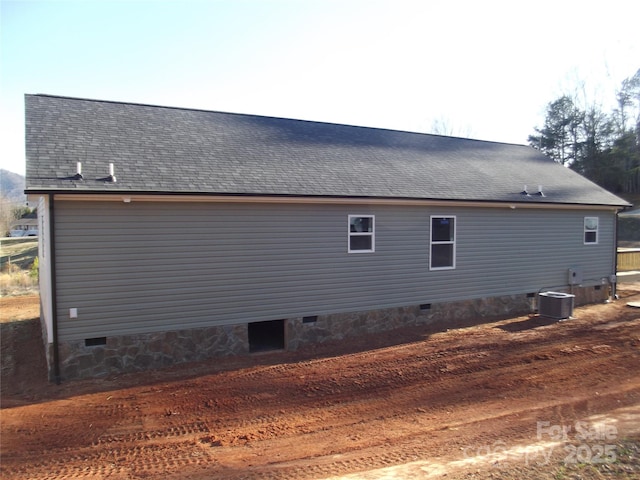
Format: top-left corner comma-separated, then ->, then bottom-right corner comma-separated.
2,301 -> 639,479
7,352 -> 637,479
175,385 -> 640,480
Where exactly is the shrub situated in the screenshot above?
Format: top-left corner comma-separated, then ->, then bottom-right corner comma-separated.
29,256 -> 39,279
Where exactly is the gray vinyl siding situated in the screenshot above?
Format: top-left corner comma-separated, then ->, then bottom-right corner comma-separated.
54,200 -> 616,341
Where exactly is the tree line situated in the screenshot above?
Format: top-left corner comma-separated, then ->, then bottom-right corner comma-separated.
528,69 -> 640,196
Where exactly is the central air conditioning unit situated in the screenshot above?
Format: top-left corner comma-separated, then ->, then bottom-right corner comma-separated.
538,291 -> 575,319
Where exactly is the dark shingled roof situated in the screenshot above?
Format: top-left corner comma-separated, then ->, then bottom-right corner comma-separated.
25,94 -> 629,207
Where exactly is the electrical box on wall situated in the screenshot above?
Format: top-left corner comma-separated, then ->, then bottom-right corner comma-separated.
568,267 -> 583,285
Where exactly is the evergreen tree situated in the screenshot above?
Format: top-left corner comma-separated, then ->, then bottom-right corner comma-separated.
528,96 -> 582,166
613,69 -> 640,193
530,69 -> 640,194
572,106 -> 618,191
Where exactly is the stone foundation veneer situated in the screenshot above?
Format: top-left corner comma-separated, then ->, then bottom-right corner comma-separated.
54,286 -> 609,380
57,324 -> 248,380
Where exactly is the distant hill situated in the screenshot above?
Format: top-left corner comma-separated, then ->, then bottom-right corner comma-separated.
0,170 -> 26,204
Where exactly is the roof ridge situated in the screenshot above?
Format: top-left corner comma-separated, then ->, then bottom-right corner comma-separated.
26,94 -> 526,147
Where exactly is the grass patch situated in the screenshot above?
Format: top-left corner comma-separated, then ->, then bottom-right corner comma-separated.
1,238 -> 39,270
1,238 -> 39,296
548,439 -> 640,479
0,269 -> 39,296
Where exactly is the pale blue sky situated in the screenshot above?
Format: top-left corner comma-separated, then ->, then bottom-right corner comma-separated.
1,0 -> 639,175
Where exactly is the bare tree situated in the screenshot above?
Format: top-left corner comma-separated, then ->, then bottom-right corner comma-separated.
614,69 -> 640,139
0,194 -> 22,236
429,116 -> 474,138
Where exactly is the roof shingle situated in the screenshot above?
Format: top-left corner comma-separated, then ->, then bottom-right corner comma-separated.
25,94 -> 629,207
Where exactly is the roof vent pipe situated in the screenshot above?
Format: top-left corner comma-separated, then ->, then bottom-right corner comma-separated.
74,162 -> 83,180
521,185 -> 529,196
537,185 -> 545,197
108,163 -> 117,183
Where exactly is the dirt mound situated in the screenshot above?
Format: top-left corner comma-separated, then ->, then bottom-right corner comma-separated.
0,318 -> 48,396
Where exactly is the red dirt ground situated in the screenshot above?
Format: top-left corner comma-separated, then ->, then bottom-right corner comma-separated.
0,293 -> 40,323
1,287 -> 640,479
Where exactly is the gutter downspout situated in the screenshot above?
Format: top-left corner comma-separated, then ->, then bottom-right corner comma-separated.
613,211 -> 619,299
49,194 -> 61,384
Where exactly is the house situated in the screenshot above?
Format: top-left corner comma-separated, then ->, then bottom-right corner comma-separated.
25,94 -> 630,381
9,214 -> 38,237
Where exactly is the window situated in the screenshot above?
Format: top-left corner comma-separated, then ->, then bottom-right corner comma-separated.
348,215 -> 375,253
584,217 -> 598,244
430,216 -> 456,269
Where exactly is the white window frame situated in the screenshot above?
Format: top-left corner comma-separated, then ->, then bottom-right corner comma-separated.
430,215 -> 456,270
348,215 -> 375,253
584,216 -> 599,244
